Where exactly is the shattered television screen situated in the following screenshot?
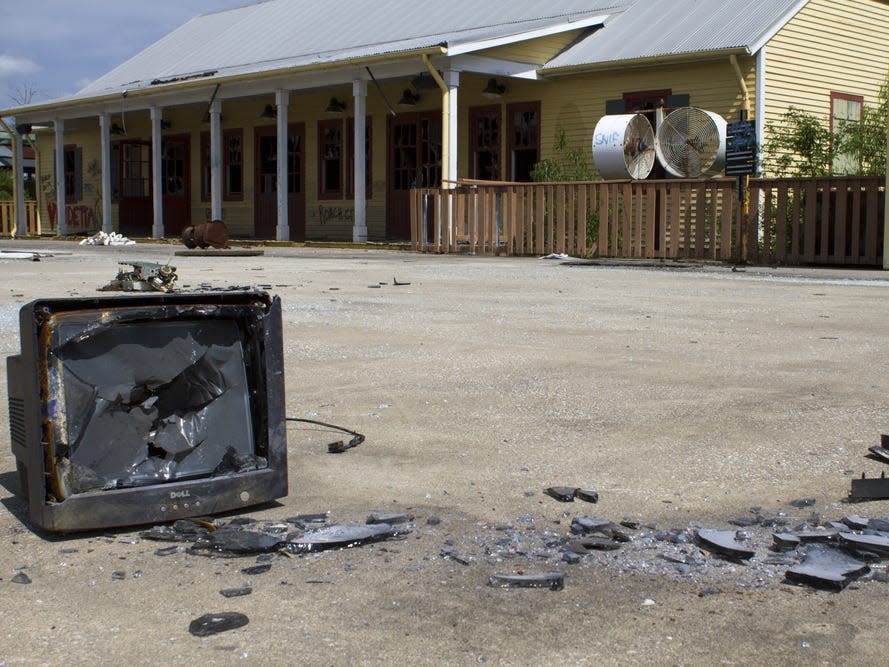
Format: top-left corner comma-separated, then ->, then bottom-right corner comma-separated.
7,291 -> 287,532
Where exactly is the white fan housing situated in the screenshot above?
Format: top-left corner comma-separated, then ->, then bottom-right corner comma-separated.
592,114 -> 656,180
655,107 -> 727,178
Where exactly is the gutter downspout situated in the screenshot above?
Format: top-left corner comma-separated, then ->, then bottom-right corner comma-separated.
755,48 -> 766,175
422,55 -> 454,249
422,55 -> 449,186
729,54 -> 751,117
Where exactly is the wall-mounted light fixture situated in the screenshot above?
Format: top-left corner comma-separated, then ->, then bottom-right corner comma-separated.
260,104 -> 277,119
397,89 -> 420,108
325,97 -> 346,114
482,78 -> 507,100
410,73 -> 440,90
160,120 -> 172,130
110,123 -> 126,136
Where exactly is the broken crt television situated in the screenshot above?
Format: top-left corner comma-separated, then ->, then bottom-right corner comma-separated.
7,290 -> 287,532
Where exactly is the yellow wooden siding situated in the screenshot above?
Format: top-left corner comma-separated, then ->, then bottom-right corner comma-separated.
456,59 -> 755,180
764,0 -> 889,147
475,30 -> 588,65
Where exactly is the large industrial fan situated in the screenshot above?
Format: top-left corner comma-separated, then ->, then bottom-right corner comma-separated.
654,107 -> 726,178
592,113 -> 656,180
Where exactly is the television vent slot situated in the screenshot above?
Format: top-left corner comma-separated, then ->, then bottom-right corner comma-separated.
8,397 -> 26,450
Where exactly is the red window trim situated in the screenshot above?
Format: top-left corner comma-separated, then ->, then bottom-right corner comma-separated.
829,91 -> 864,133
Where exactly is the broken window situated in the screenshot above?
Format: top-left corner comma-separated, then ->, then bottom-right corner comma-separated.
200,130 -> 244,201
318,119 -> 343,198
507,102 -> 539,182
470,105 -> 501,181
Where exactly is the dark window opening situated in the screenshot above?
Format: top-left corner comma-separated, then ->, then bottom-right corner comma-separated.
470,105 -> 501,180
507,102 -> 539,182
318,120 -> 343,198
201,130 -> 244,201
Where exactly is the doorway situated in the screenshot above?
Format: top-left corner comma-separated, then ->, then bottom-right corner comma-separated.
254,123 -> 305,240
387,111 -> 441,240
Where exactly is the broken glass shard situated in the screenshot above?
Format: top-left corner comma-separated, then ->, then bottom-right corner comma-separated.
241,564 -> 272,576
785,545 -> 869,590
843,514 -> 868,530
773,533 -> 801,551
573,489 -> 599,503
838,532 -> 889,557
220,586 -> 253,598
488,572 -> 564,591
696,529 -> 755,560
440,548 -> 470,565
50,319 -> 260,496
565,537 -> 621,552
793,528 -> 839,543
194,528 -> 283,554
188,612 -> 249,637
544,487 -> 576,502
366,512 -> 414,525
285,523 -> 403,554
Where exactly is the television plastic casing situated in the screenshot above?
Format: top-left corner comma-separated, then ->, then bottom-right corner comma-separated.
6,290 -> 287,532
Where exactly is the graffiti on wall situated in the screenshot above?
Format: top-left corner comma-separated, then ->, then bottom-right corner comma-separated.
312,204 -> 354,225
47,202 -> 100,230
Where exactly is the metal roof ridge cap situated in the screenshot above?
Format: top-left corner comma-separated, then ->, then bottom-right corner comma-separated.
446,13 -> 611,56
540,47 -> 749,75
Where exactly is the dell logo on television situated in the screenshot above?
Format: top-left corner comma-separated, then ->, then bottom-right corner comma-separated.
169,490 -> 191,499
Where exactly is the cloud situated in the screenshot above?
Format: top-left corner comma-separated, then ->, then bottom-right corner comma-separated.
0,54 -> 41,80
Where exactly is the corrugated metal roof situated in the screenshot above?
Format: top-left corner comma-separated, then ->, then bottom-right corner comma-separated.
544,0 -> 809,71
79,0 -> 630,96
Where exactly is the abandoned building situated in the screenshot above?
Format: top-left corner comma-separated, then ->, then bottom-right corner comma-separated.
1,0 -> 887,242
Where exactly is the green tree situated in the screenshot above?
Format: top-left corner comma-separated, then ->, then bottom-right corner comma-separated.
531,126 -> 593,181
834,79 -> 889,176
763,75 -> 887,177
0,169 -> 13,199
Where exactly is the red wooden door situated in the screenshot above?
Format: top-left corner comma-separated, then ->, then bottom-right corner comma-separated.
387,112 -> 440,240
162,134 -> 190,236
117,140 -> 152,237
254,124 -> 305,240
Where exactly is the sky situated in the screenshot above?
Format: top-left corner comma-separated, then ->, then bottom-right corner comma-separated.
1,1 -> 253,106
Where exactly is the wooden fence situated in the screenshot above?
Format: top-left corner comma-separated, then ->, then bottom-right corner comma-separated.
411,176 -> 887,266
0,201 -> 40,236
411,179 -> 741,260
747,177 -> 885,266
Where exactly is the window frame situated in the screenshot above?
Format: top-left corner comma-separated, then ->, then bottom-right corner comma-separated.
317,118 -> 344,199
830,91 -> 864,175
506,101 -> 540,182
200,129 -> 245,202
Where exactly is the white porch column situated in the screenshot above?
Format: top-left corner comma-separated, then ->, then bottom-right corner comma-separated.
209,98 -> 223,221
352,79 -> 368,243
12,124 -> 25,237
275,89 -> 290,241
53,118 -> 67,235
150,106 -> 164,238
445,70 -> 459,188
98,113 -> 113,234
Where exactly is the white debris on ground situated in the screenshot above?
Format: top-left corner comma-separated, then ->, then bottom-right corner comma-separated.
79,231 -> 136,246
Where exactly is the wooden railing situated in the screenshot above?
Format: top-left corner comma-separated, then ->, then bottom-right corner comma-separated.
411,176 -> 887,266
411,179 -> 741,261
746,177 -> 885,266
0,201 -> 41,236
